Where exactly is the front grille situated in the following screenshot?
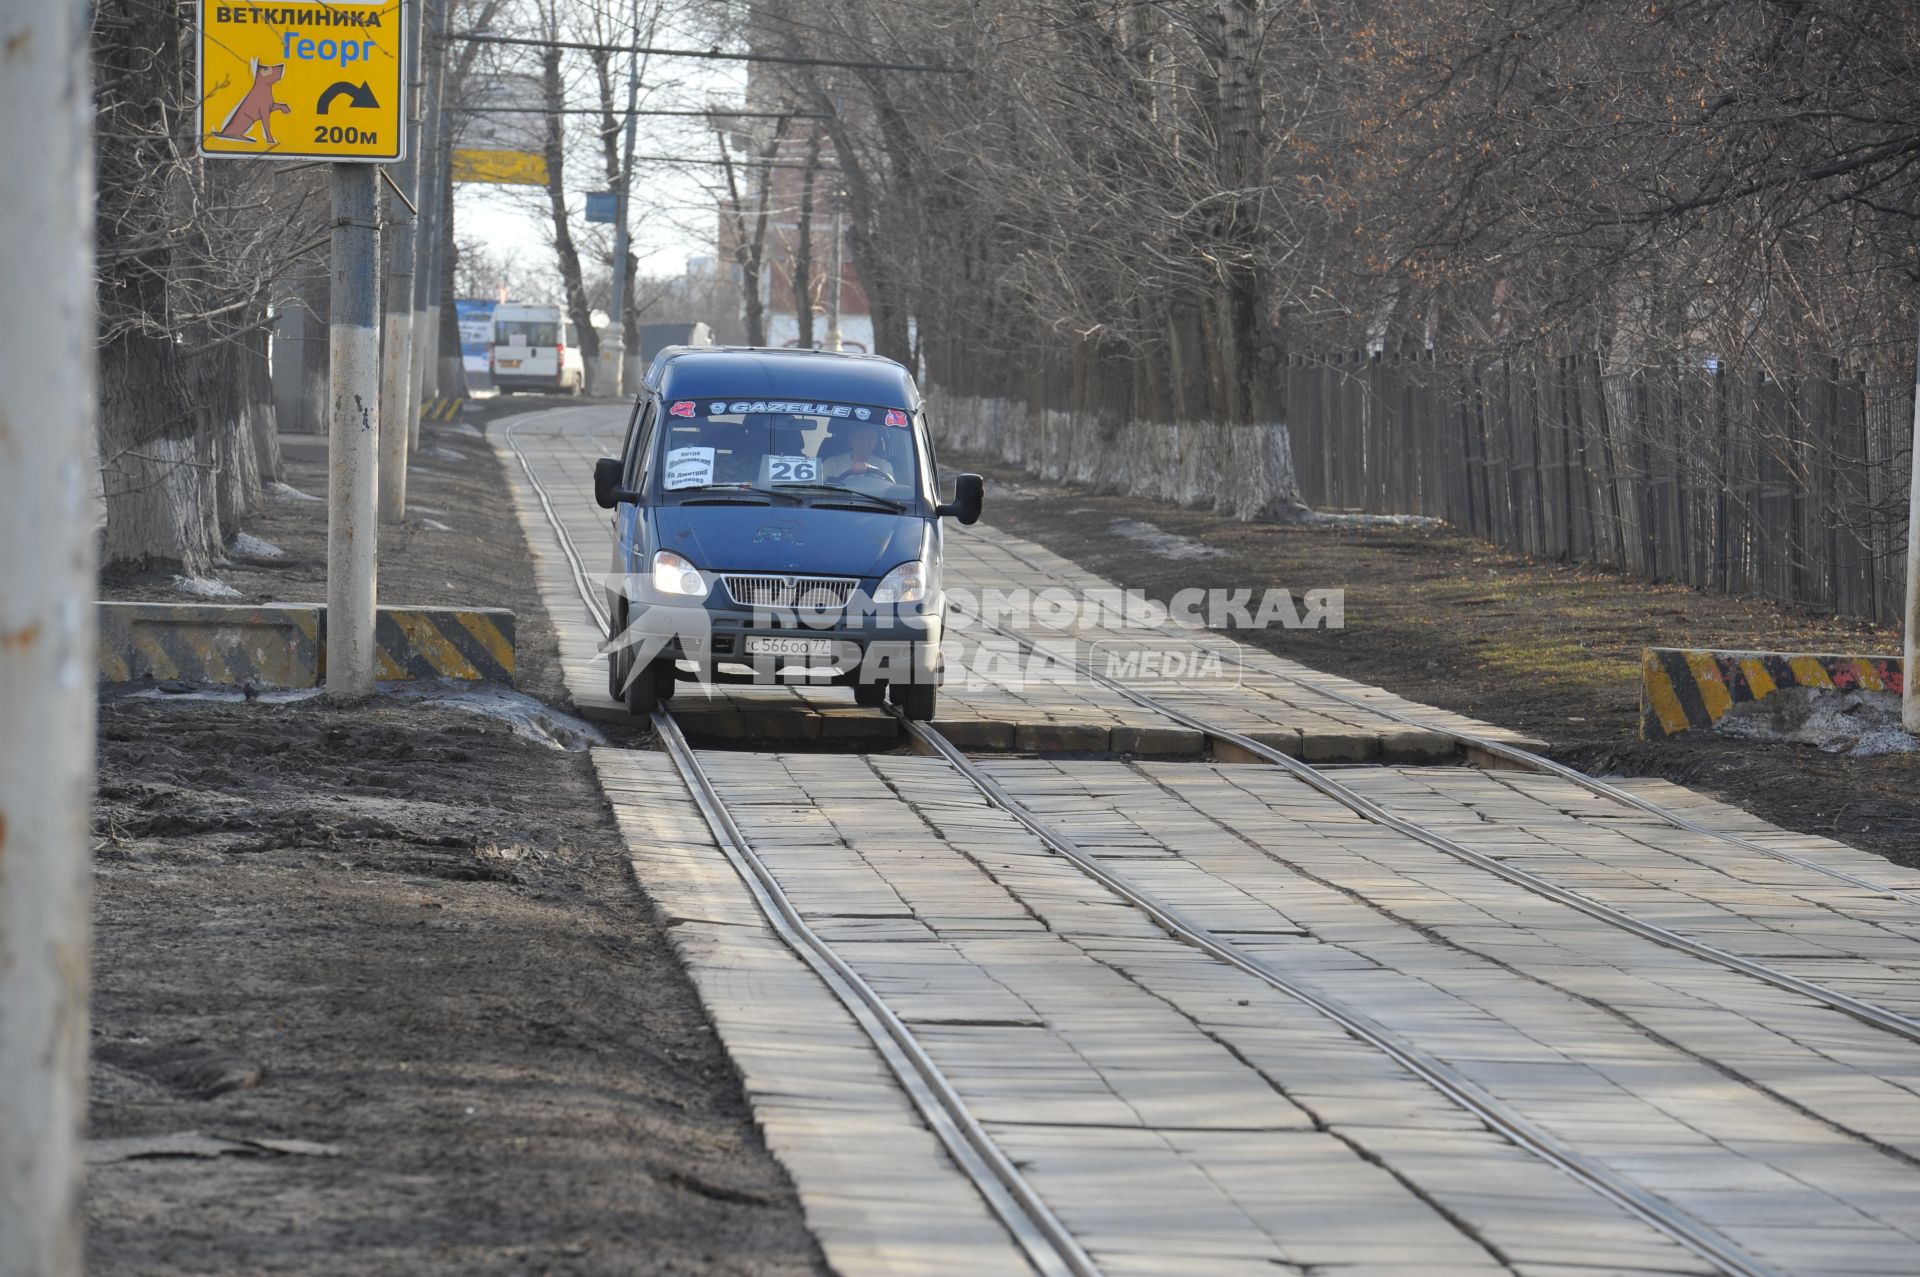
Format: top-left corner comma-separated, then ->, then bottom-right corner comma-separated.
721,574 -> 860,610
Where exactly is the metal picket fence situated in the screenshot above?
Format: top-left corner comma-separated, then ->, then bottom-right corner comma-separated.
1283,351 -> 1913,624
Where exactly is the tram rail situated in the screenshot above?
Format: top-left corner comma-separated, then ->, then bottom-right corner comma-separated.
503,412 -> 1889,1277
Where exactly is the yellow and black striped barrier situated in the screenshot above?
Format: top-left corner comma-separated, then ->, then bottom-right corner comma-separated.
368,607 -> 514,683
99,603 -> 513,689
98,603 -> 322,688
1640,646 -> 1904,739
421,396 -> 464,423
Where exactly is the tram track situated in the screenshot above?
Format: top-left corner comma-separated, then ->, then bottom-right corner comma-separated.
896,718 -> 1789,1277
503,411 -> 1892,1277
961,610 -> 1920,1046
974,537 -> 1920,909
504,417 -> 1101,1277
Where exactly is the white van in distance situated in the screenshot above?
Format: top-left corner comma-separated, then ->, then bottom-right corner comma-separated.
490,303 -> 586,395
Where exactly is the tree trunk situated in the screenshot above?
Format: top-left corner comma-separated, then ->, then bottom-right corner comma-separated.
718,117 -> 790,348
247,316 -> 281,484
541,45 -> 599,377
795,130 -> 820,350
94,0 -> 221,574
97,334 -> 220,573
1211,0 -> 1273,423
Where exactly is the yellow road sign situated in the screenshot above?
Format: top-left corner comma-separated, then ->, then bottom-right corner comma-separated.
450,148 -> 550,186
198,1 -> 406,162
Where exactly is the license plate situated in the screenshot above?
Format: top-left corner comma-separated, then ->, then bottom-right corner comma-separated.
745,636 -> 835,657
499,358 -> 521,368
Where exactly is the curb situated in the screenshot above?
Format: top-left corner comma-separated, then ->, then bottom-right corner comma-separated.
1640,646 -> 1904,739
98,602 -> 514,688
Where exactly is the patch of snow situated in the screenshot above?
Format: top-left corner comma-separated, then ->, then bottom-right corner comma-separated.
1715,687 -> 1917,758
412,518 -> 453,532
1302,510 -> 1444,529
407,505 -> 447,517
230,531 -> 286,560
445,422 -> 485,439
115,681 -> 604,752
172,575 -> 244,600
1110,518 -> 1227,561
380,680 -> 606,751
125,686 -> 322,705
268,481 -> 322,503
426,446 -> 468,462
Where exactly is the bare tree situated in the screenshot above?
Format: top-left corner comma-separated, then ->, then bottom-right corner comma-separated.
716,113 -> 792,346
93,0 -> 317,573
534,1 -> 600,378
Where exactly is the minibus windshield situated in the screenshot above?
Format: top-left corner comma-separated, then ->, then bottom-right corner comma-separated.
655,398 -> 922,506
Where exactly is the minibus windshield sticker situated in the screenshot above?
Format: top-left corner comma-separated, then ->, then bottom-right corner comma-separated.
663,446 -> 715,490
766,455 -> 821,484
677,399 -> 902,421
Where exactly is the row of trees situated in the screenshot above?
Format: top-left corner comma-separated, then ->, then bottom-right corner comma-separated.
732,0 -> 1917,425
94,0 -> 314,572
93,0 -> 508,574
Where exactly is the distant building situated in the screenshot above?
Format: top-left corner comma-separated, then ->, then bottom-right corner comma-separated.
712,112 -> 870,351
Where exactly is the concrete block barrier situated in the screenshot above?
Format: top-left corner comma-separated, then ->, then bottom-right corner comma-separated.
98,603 -> 324,688
1640,646 -> 1903,739
372,608 -> 515,684
99,602 -> 514,688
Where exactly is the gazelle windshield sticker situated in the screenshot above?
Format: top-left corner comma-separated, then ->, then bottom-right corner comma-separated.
675,398 -> 909,421
663,446 -> 715,490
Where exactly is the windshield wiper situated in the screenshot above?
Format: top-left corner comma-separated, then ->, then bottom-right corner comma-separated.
776,483 -> 907,512
673,484 -> 803,504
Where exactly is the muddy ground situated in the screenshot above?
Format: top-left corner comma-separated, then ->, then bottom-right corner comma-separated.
90,395 -> 824,1275
953,453 -> 1920,869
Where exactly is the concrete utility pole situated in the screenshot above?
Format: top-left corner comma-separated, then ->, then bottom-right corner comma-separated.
330,166 -> 383,698
824,209 -> 844,353
0,0 -> 95,1270
1905,319 -> 1920,733
412,0 -> 450,406
600,0 -> 645,398
378,0 -> 425,523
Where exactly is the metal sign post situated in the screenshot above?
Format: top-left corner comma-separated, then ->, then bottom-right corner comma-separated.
0,0 -> 94,1270
200,0 -> 407,696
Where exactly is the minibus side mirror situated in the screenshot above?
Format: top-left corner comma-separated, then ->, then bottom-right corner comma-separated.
938,473 -> 984,525
594,457 -> 635,509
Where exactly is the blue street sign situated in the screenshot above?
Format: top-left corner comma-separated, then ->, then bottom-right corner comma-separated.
585,191 -> 617,224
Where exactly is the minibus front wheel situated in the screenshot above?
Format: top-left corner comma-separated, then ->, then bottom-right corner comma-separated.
891,681 -> 935,722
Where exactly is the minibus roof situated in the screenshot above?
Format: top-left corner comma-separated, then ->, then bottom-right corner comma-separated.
652,347 -> 919,412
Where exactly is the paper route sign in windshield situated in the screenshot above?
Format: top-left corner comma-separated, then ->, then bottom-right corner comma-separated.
668,399 -> 910,424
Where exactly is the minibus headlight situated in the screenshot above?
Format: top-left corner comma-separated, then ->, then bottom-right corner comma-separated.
651,550 -> 708,598
873,561 -> 927,606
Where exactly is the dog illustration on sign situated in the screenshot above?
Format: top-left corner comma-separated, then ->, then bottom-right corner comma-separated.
214,61 -> 290,145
